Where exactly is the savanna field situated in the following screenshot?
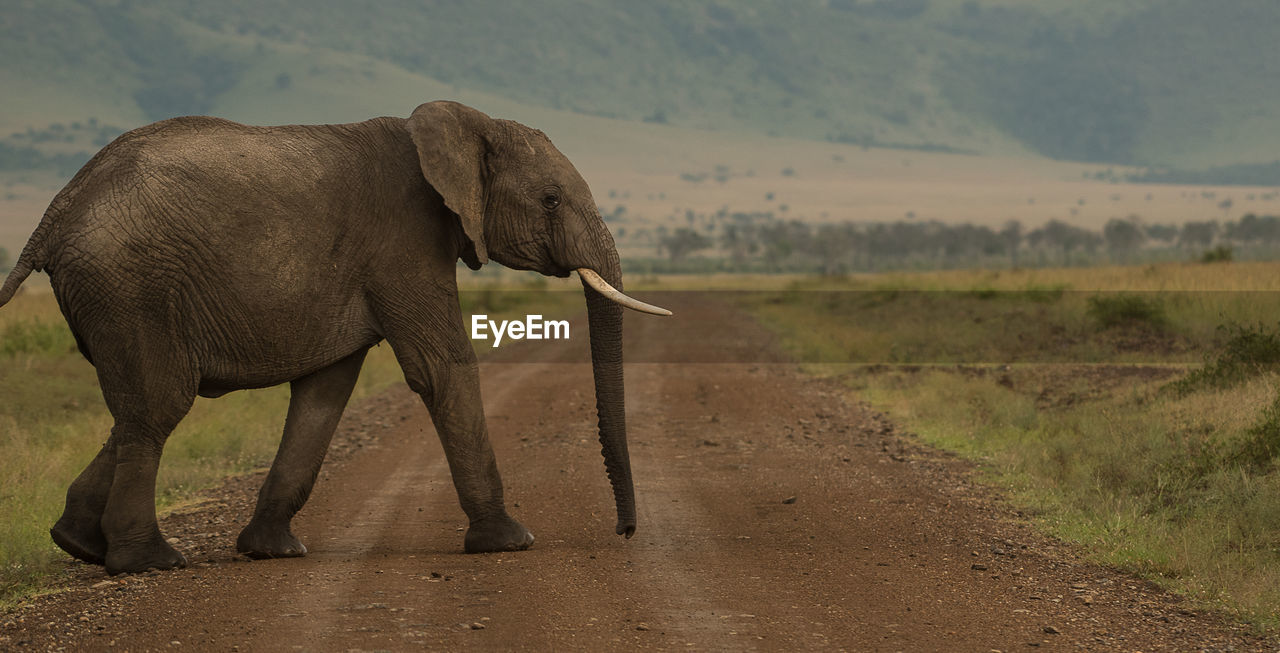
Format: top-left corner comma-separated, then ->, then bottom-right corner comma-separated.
8,2 -> 1280,649
3,262 -> 1280,631
742,261 -> 1280,628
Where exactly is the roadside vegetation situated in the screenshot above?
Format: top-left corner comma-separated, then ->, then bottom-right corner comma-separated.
0,279 -> 577,604
741,261 -> 1280,628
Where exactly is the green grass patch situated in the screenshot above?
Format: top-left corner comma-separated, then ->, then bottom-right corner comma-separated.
0,320 -> 77,357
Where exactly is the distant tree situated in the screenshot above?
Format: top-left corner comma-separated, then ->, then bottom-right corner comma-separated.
1030,219 -> 1101,264
719,223 -> 753,267
758,220 -> 811,270
813,223 -> 857,275
1103,217 -> 1145,262
1144,223 -> 1179,244
1178,221 -> 1218,250
658,227 -> 712,263
999,220 -> 1023,267
275,72 -> 293,89
1226,213 -> 1280,245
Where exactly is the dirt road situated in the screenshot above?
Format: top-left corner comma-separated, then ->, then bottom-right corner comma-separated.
2,297 -> 1271,651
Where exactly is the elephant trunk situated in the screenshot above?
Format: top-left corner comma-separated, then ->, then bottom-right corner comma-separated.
580,252 -> 636,538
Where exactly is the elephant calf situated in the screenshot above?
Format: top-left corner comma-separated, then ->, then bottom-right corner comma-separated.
0,101 -> 669,575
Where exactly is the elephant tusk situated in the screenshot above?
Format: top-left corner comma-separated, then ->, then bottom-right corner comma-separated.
577,268 -> 673,316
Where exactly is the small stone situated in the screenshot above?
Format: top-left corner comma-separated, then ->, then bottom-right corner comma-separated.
165,537 -> 180,545
636,624 -> 650,631
971,564 -> 988,571
1043,626 -> 1060,635
470,622 -> 486,630
1079,595 -> 1095,605
92,580 -> 117,589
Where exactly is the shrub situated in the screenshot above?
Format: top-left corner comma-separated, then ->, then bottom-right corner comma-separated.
1170,322 -> 1280,395
1086,294 -> 1166,330
1200,245 -> 1233,263
1226,392 -> 1280,471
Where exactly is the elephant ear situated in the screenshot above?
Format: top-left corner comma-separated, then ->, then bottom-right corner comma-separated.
406,101 -> 495,264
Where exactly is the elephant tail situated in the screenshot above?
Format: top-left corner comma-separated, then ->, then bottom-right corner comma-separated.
0,214 -> 51,308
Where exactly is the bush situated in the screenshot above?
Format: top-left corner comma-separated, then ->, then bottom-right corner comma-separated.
1227,392 -> 1280,471
1200,245 -> 1233,263
1086,294 -> 1166,330
1170,322 -> 1280,395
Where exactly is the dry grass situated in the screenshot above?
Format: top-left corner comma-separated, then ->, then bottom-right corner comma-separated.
741,262 -> 1280,629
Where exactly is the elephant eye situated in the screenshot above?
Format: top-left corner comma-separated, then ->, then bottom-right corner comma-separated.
541,192 -> 561,210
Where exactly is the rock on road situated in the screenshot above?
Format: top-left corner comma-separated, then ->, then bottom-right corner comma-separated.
2,295 -> 1271,651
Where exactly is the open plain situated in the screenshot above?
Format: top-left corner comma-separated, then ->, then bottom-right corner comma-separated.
1,296 -> 1270,651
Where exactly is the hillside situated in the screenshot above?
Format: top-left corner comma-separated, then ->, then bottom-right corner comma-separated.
3,0 -> 1280,169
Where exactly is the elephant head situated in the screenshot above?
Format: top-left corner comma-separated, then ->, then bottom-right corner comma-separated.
406,101 -> 669,538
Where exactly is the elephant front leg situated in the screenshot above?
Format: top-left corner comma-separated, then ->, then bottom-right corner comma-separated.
237,349 -> 368,559
414,360 -> 534,553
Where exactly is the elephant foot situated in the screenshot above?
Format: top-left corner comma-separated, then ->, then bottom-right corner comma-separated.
104,535 -> 188,576
236,520 -> 308,559
50,515 -> 108,565
464,514 -> 535,553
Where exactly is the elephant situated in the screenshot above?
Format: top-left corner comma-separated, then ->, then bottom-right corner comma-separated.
0,100 -> 670,576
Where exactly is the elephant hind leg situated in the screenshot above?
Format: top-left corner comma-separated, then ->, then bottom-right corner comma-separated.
87,343 -> 198,575
54,345 -> 198,571
50,436 -> 119,564
237,348 -> 368,559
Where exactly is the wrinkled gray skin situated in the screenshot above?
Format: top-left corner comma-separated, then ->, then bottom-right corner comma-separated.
0,101 -> 639,575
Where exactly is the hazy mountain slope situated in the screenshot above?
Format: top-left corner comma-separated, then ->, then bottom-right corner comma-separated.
2,0 -> 1279,167
938,0 -> 1280,167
